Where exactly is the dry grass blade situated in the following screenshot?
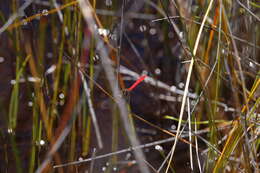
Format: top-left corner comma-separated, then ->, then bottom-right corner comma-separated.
165,0 -> 215,172
187,98 -> 193,171
214,77 -> 260,171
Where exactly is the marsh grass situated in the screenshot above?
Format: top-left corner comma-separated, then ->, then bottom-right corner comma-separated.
0,0 -> 259,172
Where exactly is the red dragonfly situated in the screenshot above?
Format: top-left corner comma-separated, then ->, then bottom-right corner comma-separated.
127,75 -> 147,92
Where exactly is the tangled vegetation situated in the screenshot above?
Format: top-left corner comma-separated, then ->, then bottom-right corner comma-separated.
0,0 -> 259,172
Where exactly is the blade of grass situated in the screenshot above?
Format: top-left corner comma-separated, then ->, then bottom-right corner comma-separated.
49,20 -> 66,136
206,2 -> 223,170
8,55 -> 30,129
24,36 -> 65,173
164,115 -> 228,125
194,118 -> 202,173
187,98 -> 193,171
82,92 -> 91,156
80,71 -> 103,149
213,77 -> 260,171
165,0 -> 215,172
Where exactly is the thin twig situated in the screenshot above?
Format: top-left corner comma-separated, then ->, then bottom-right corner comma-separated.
53,134 -> 197,169
0,0 -> 33,35
152,16 -> 260,50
